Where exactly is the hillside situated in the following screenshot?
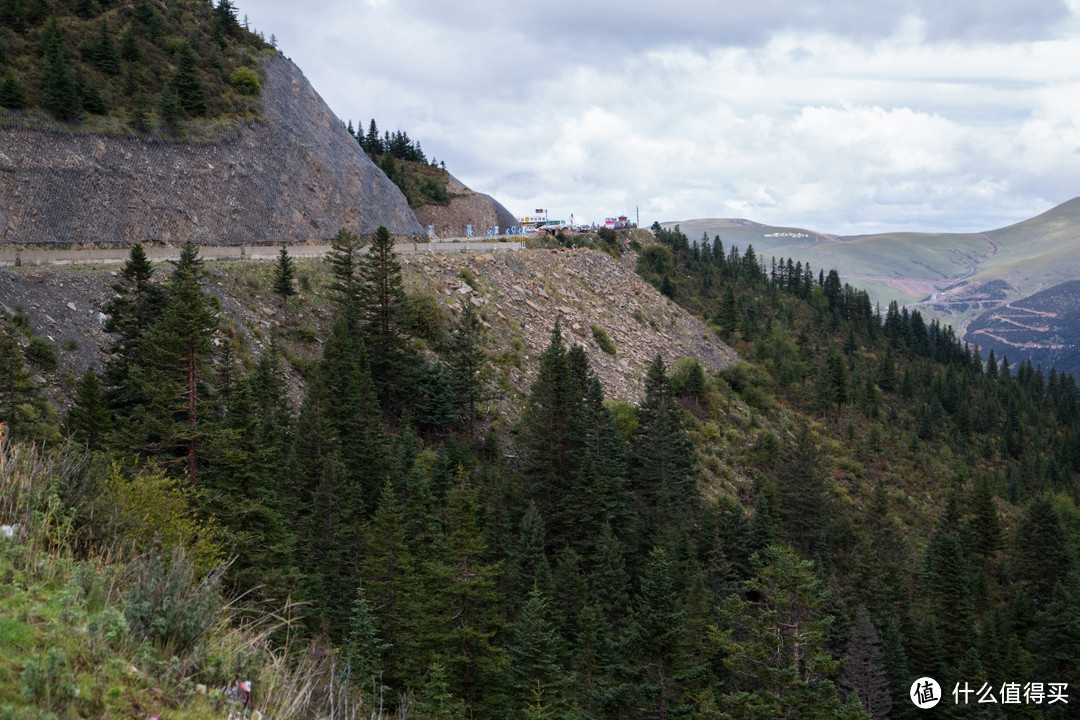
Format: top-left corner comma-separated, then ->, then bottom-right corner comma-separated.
1,228 -> 1079,719
0,51 -> 423,244
0,0 -> 267,128
666,197 -> 1080,376
0,238 -> 735,413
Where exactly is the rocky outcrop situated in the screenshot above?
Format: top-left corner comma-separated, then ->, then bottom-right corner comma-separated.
413,174 -> 518,238
0,53 -> 424,245
402,246 -> 738,404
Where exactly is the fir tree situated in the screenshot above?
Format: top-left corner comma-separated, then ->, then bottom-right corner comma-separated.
343,582 -> 391,700
444,299 -> 490,423
362,479 -> 413,685
88,18 -> 120,75
272,243 -> 296,311
0,318 -> 60,443
357,225 -> 413,409
42,40 -> 80,120
715,544 -> 843,718
0,68 -> 27,109
326,226 -> 364,311
170,42 -> 206,116
618,546 -> 694,720
506,584 -> 575,719
840,609 -> 892,720
629,355 -> 697,538
64,367 -> 111,446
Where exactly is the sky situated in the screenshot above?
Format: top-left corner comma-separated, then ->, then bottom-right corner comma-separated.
236,0 -> 1080,235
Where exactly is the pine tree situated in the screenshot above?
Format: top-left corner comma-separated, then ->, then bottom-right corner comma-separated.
89,18 -> 120,75
0,68 -> 27,109
839,609 -> 892,720
272,243 -> 297,311
715,544 -> 843,719
629,355 -> 697,538
357,225 -> 413,409
64,367 -> 111,446
170,42 -> 206,116
618,546 -> 694,720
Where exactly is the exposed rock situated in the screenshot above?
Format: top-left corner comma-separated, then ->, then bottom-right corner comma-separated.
413,174 -> 518,238
0,54 -> 423,246
402,247 -> 738,407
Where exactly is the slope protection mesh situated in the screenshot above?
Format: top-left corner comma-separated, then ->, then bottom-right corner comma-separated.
0,54 -> 423,246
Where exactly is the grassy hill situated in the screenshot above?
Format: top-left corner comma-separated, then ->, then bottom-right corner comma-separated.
0,0 -> 270,137
667,197 -> 1080,373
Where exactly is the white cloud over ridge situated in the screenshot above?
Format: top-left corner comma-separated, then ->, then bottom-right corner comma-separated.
239,0 -> 1080,234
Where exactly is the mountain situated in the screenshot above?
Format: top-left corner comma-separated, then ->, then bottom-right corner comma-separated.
666,197 -> 1080,374
0,51 -> 423,244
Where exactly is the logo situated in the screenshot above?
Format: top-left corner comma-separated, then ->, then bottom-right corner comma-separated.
911,677 -> 942,709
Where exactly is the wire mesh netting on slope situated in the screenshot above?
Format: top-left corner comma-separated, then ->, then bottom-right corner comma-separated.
0,54 -> 423,246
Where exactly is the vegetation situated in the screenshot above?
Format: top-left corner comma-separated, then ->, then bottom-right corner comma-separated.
0,225 -> 1078,718
346,117 -> 453,207
0,0 -> 270,135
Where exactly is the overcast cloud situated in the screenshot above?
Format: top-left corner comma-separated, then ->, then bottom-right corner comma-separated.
237,0 -> 1080,234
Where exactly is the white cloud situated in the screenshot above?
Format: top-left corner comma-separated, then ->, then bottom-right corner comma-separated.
239,0 -> 1080,233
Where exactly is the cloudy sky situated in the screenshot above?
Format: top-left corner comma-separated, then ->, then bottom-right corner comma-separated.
237,0 -> 1080,234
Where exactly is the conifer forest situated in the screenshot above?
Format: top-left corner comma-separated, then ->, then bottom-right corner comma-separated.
1,224 -> 1079,719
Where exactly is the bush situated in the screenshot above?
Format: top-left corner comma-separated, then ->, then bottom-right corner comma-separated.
123,547 -> 224,658
228,66 -> 261,95
403,291 -> 448,341
89,463 -> 223,574
591,324 -> 616,355
27,336 -> 58,370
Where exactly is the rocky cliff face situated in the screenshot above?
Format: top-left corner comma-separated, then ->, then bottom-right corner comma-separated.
0,53 -> 424,245
413,174 -> 518,238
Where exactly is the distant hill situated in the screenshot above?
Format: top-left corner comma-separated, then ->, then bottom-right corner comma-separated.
665,196 -> 1080,374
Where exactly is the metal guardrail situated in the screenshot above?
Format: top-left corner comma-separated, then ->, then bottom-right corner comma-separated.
0,239 -> 526,267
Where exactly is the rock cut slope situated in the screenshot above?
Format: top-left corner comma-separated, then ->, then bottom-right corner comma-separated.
0,53 -> 423,245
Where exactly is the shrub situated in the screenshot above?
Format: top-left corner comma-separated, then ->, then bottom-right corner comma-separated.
89,463 -> 223,574
403,290 -> 448,341
123,547 -> 224,658
228,66 -> 261,95
27,336 -> 58,370
591,324 -> 616,355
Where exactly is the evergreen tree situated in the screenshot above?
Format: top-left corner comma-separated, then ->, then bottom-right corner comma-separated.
102,243 -> 166,415
506,584 -> 575,719
775,423 -> 833,555
362,480 -> 413,685
326,226 -> 364,310
343,582 -> 391,698
0,318 -> 60,443
618,546 -> 694,720
170,42 -> 206,116
444,299 -> 490,423
0,68 -> 27,109
42,38 -> 80,120
839,609 -> 892,720
272,243 -> 297,311
629,355 -> 697,537
64,367 -> 111,446
1014,496 -> 1072,602
116,243 -> 218,484
88,18 -> 120,75
715,544 -> 844,719
357,225 -> 413,409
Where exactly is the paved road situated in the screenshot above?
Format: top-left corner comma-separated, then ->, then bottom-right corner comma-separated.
0,239 -> 526,267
